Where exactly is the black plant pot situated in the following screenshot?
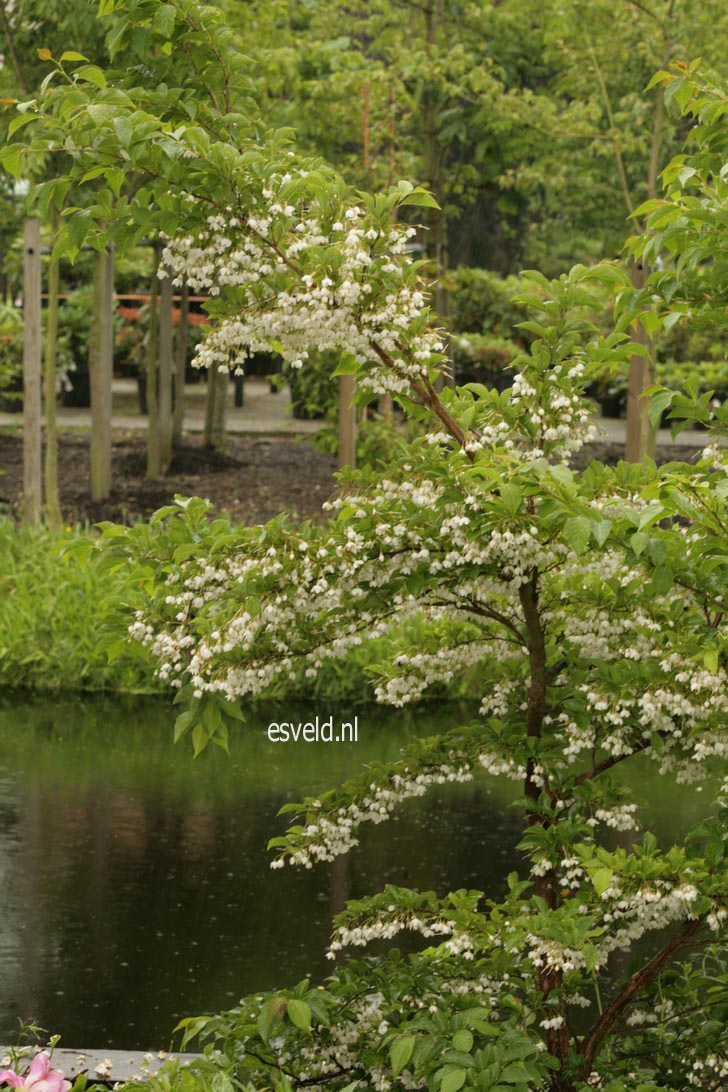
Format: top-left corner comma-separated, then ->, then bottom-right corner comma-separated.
0,374 -> 23,413
61,368 -> 91,408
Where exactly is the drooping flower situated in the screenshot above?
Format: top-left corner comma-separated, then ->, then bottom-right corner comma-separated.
0,1053 -> 71,1092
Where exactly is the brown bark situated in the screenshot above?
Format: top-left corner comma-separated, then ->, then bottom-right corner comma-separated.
579,916 -> 704,1072
624,262 -> 656,463
203,362 -> 227,451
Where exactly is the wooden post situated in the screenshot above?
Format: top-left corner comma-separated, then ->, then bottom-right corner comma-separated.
338,374 -> 356,469
22,218 -> 42,524
158,267 -> 173,473
90,244 -> 114,501
44,209 -> 62,528
172,280 -> 188,446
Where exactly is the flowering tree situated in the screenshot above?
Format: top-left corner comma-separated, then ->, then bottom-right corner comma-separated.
4,9 -> 726,1087
93,89 -> 726,1092
112,255 -> 727,1090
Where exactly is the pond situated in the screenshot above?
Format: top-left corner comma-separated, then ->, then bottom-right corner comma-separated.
0,696 -> 713,1050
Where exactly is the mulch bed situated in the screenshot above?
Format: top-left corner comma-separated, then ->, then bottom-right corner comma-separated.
574,440 -> 704,469
0,430 -> 705,527
0,431 -> 338,525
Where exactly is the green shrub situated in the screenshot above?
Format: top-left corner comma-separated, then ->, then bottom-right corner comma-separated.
444,267 -> 527,337
0,302 -> 23,402
0,520 -> 159,693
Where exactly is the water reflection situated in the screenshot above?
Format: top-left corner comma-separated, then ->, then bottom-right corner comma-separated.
0,697 -> 712,1048
0,697 -> 514,1046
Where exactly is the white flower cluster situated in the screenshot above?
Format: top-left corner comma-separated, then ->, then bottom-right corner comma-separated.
528,879 -> 708,976
272,760 -> 474,869
327,912 -> 474,961
590,804 -> 639,831
508,362 -> 598,460
162,176 -> 444,398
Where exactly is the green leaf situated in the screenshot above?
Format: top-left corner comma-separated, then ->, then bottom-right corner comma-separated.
332,351 -> 359,377
440,1068 -> 467,1092
549,464 -> 574,490
60,51 -> 88,62
114,115 -> 133,146
153,3 -> 176,37
399,186 -> 440,209
703,649 -> 719,674
499,483 -> 522,516
451,1029 -> 473,1053
583,943 -> 600,973
591,519 -> 612,547
630,531 -> 649,558
67,208 -> 92,255
75,64 -> 107,89
563,516 -> 591,555
7,114 -> 37,137
648,389 -> 674,428
191,723 -> 207,757
287,999 -> 312,1033
500,1062 -> 534,1083
651,566 -> 673,595
0,142 -> 25,181
390,1035 -> 415,1077
257,997 -> 282,1044
173,710 -> 194,743
592,867 -> 613,896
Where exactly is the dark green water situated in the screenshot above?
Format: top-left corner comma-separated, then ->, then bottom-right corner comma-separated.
0,697 -> 712,1050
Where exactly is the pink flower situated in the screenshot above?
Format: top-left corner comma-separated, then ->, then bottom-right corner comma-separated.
0,1053 -> 71,1092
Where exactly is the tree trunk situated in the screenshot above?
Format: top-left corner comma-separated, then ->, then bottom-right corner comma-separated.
89,244 -> 114,501
204,364 -> 227,451
145,245 -> 161,479
422,0 -> 452,390
158,267 -> 174,473
172,281 -> 189,446
43,210 -> 62,528
624,263 -> 655,463
22,218 -> 42,525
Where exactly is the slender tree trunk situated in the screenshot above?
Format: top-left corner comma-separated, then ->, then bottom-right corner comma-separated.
204,364 -> 227,451
624,27 -> 669,464
587,22 -> 669,462
89,243 -> 114,501
172,281 -> 189,446
22,218 -> 42,525
422,0 -> 452,389
624,263 -> 655,463
158,267 -> 174,473
519,573 -> 573,1092
43,210 -> 62,528
145,245 -> 161,479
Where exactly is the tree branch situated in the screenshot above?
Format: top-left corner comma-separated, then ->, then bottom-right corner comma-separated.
579,915 -> 705,1071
